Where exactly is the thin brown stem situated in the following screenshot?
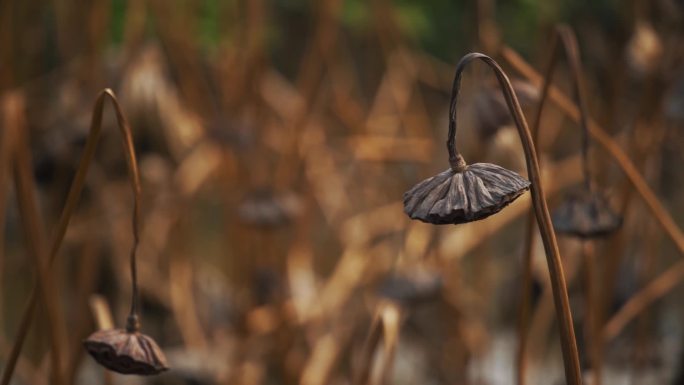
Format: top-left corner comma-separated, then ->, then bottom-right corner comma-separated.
531,26 -> 594,190
516,213 -> 535,385
581,242 -> 602,385
0,94 -> 19,341
450,53 -> 582,385
602,257 -> 684,341
0,89 -> 143,385
516,27 -> 559,385
555,26 -> 593,190
518,25 -> 604,384
66,238 -> 101,384
11,99 -> 68,385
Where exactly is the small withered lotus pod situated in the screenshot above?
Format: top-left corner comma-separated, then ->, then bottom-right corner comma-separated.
84,329 -> 169,375
377,270 -> 443,306
552,189 -> 622,238
404,159 -> 531,225
237,188 -> 300,228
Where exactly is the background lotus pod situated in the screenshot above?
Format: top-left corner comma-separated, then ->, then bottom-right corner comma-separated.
377,270 -> 443,306
552,189 -> 622,238
403,163 -> 531,225
84,329 -> 169,375
473,79 -> 539,140
237,188 -> 301,228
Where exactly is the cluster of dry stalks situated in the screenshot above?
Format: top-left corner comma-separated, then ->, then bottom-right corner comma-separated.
1,1 -> 684,385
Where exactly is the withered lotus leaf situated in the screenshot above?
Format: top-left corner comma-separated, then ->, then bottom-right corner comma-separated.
552,189 -> 622,238
404,163 -> 530,225
84,329 -> 169,375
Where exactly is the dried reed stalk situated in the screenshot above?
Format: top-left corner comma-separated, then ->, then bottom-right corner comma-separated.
602,257 -> 684,341
581,242 -> 602,384
517,25 -> 604,385
169,241 -> 209,349
376,303 -> 401,385
353,310 -> 384,385
513,28 -> 559,384
352,302 -> 402,385
11,95 -> 68,385
0,93 -> 19,340
66,239 -> 101,384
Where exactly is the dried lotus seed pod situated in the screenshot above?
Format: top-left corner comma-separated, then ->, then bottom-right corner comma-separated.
237,188 -> 299,228
552,189 -> 622,238
84,329 -> 169,375
404,160 -> 530,225
377,270 -> 443,306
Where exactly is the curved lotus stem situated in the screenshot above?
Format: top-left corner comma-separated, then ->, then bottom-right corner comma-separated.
84,90 -> 144,333
81,90 -> 144,333
0,89 -> 144,385
99,90 -> 144,333
449,52 -> 582,385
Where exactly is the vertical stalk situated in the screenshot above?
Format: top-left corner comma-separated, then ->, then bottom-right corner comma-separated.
554,26 -> 593,191
516,213 -> 535,385
526,25 -> 608,383
11,97 -> 68,385
0,94 -> 19,341
516,30 -> 560,385
581,242 -> 601,385
449,53 -> 582,385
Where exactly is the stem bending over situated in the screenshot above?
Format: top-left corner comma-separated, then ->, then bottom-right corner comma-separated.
0,89 -> 145,385
448,53 -> 583,385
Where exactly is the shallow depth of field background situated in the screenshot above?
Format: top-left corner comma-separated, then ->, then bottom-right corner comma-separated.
1,0 -> 684,384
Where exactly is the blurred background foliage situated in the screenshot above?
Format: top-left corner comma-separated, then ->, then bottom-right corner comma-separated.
1,0 -> 684,384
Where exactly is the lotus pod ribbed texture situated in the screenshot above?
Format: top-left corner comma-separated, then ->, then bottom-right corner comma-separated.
404,163 -> 531,225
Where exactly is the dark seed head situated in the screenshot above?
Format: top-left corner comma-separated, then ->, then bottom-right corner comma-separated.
237,188 -> 300,228
84,329 -> 169,375
403,163 -> 530,225
377,270 -> 443,306
552,189 -> 622,238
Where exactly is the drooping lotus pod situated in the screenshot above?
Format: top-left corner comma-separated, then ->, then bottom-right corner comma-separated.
404,158 -> 530,225
552,189 -> 622,238
84,328 -> 169,375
